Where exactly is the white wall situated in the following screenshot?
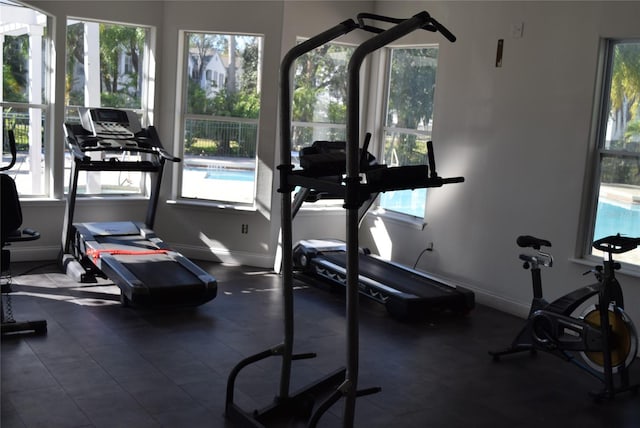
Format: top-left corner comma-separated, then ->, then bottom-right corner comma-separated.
15,1 -> 640,334
357,1 -> 640,329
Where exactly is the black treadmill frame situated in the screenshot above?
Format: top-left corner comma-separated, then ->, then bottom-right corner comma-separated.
60,111 -> 217,307
293,240 -> 474,319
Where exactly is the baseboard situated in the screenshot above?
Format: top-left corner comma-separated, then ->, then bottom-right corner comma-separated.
169,243 -> 275,269
411,268 -> 531,319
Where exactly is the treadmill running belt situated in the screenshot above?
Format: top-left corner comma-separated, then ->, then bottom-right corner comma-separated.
117,257 -> 200,288
304,249 -> 474,319
321,251 -> 457,298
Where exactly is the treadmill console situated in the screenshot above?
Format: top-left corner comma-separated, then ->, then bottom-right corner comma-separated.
67,108 -> 157,152
79,107 -> 142,139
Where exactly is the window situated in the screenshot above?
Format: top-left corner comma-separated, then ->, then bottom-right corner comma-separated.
590,40 -> 640,267
379,47 -> 439,217
288,42 -> 354,208
64,18 -> 153,196
291,42 -> 354,159
1,1 -> 51,197
179,32 -> 262,204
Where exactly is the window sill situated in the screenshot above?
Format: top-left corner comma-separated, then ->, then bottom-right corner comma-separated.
366,208 -> 426,231
166,199 -> 256,212
570,257 -> 640,279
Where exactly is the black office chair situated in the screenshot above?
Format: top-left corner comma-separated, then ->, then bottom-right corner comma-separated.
1,129 -> 47,335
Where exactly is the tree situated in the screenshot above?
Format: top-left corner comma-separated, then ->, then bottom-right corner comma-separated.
65,22 -> 85,105
601,42 -> 640,187
385,48 -> 437,166
2,35 -> 29,103
292,44 -> 352,147
99,24 -> 144,107
608,43 -> 640,148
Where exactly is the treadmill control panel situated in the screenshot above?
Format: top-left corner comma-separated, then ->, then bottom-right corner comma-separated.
79,108 -> 142,139
65,108 -> 161,152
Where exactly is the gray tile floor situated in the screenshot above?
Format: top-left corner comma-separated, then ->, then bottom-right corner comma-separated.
2,260 -> 639,427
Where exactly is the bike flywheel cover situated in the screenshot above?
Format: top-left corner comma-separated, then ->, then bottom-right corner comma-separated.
580,305 -> 638,373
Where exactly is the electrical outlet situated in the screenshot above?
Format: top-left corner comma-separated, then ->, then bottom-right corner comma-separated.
241,224 -> 249,234
511,22 -> 524,39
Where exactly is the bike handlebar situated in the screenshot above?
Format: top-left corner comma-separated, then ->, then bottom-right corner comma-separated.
593,234 -> 640,254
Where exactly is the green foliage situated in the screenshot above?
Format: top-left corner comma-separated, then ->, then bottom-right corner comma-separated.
603,42 -> 640,188
611,43 -> 640,117
64,21 -> 144,108
3,35 -> 29,102
600,157 -> 640,186
183,33 -> 261,158
187,81 -> 214,115
3,111 -> 31,152
292,44 -> 351,124
211,88 -> 260,119
624,120 -> 640,144
291,43 -> 352,148
387,48 -> 438,131
100,92 -> 139,109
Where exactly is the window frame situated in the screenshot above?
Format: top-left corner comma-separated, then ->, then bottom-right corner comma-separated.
288,39 -> 357,210
582,38 -> 640,270
373,44 -> 440,221
1,1 -> 53,198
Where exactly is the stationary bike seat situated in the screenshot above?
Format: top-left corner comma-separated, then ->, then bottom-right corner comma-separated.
517,235 -> 551,250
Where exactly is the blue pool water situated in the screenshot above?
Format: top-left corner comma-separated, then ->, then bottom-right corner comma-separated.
379,189 -> 426,217
594,199 -> 640,240
204,169 -> 255,182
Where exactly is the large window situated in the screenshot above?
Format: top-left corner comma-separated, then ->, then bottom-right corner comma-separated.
179,32 -> 262,204
1,1 -> 51,197
379,47 -> 439,217
590,40 -> 640,267
64,19 -> 153,196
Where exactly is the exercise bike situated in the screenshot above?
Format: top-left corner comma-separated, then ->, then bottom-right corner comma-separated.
489,234 -> 639,400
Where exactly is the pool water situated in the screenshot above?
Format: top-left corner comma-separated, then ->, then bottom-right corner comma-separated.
594,199 -> 640,239
379,189 -> 426,217
204,169 -> 255,182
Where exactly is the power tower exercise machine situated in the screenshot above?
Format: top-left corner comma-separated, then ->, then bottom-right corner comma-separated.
226,12 -> 459,427
61,108 -> 217,307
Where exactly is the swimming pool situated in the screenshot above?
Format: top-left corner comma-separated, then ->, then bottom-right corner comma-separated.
204,169 -> 255,182
594,199 -> 640,239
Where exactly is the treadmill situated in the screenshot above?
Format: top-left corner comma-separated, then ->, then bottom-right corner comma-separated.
291,138 -> 474,320
60,108 -> 217,307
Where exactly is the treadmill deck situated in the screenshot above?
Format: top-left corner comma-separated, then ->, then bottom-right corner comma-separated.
294,241 -> 474,319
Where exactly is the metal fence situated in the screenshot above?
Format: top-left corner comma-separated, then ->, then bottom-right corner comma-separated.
2,111 -> 35,151
184,118 -> 258,158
